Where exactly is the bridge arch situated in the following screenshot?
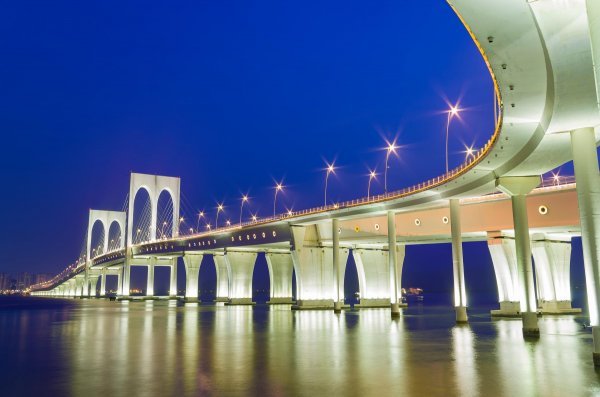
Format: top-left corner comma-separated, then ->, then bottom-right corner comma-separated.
87,210 -> 126,259
127,173 -> 180,246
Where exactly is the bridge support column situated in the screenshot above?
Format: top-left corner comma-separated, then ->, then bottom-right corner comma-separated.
82,270 -> 90,298
353,246 -> 405,308
223,251 -> 257,305
497,176 -> 541,337
265,253 -> 294,304
450,199 -> 468,323
120,259 -> 131,299
99,269 -> 107,297
146,262 -> 155,297
333,219 -> 342,313
214,254 -> 230,302
388,211 -> 401,317
488,235 -> 521,316
570,126 -> 600,365
183,254 -> 202,302
531,237 -> 581,314
169,258 -> 178,298
117,271 -> 122,297
88,275 -> 99,297
290,225 -> 349,310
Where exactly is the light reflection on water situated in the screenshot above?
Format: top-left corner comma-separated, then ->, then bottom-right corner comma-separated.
1,298 -> 600,396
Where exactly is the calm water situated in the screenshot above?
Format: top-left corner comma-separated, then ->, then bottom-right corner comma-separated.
1,296 -> 600,396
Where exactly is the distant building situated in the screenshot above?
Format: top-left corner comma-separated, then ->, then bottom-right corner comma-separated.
0,273 -> 9,290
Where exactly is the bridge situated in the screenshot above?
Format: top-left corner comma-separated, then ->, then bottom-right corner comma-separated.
29,0 -> 600,365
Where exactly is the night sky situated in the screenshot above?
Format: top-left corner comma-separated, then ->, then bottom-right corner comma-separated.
0,1 -> 585,302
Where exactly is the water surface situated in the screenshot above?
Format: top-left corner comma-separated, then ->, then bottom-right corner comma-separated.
1,296 -> 599,396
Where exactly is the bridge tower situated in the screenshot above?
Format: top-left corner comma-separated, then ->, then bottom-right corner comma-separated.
85,210 -> 126,297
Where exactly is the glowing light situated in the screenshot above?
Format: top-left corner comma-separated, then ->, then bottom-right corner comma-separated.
242,195 -> 248,202
252,215 -> 257,221
276,183 -> 283,191
179,217 -> 184,223
287,210 -> 293,216
226,220 -> 231,226
449,105 -> 461,117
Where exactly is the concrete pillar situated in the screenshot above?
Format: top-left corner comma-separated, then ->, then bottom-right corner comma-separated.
353,247 -> 405,308
82,269 -> 90,297
531,237 -> 581,314
333,218 -> 342,313
183,254 -> 202,301
120,259 -> 131,298
169,258 -> 178,298
496,176 -> 541,337
388,211 -> 401,317
213,254 -> 230,302
488,235 -> 521,316
88,276 -> 99,297
117,272 -> 122,297
265,253 -> 294,304
290,225 -> 350,309
100,269 -> 107,297
450,199 -> 468,323
146,263 -> 155,297
223,251 -> 257,305
570,126 -> 600,364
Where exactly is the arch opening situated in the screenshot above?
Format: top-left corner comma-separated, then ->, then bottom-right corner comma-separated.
107,221 -> 122,252
157,190 -> 175,239
344,251 -> 360,305
198,255 -> 217,302
89,220 -> 106,258
132,188 -> 152,244
252,253 -> 270,304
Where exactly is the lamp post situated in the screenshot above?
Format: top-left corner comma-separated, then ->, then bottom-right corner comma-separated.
368,170 -> 377,199
445,105 -> 461,174
240,195 -> 249,225
161,221 -> 167,239
274,183 -> 283,217
464,146 -> 476,162
324,163 -> 335,206
215,204 -> 224,228
384,142 -> 397,193
196,211 -> 204,234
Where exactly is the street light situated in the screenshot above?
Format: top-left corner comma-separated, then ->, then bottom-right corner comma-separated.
161,221 -> 167,239
552,172 -> 560,185
324,162 -> 335,206
368,169 -> 377,199
240,195 -> 249,225
445,104 -> 461,174
464,145 -> 476,162
384,141 -> 398,193
196,211 -> 204,233
252,214 -> 257,222
226,220 -> 231,226
274,182 -> 283,217
216,204 -> 224,228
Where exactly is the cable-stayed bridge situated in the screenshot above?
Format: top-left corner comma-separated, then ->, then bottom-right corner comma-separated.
28,0 -> 600,365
